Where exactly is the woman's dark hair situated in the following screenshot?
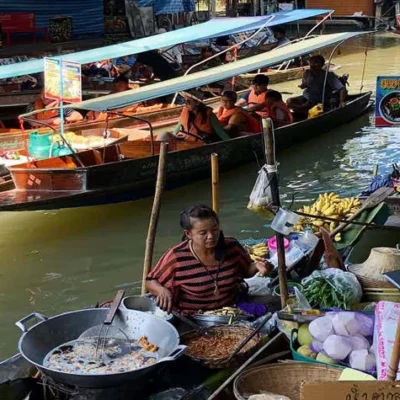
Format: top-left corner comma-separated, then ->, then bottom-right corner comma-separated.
114,74 -> 129,83
180,204 -> 225,261
187,101 -> 209,125
310,54 -> 325,66
222,90 -> 238,102
273,26 -> 286,36
252,74 -> 269,86
265,90 -> 283,102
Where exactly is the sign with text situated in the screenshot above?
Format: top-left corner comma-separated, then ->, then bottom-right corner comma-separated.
375,76 -> 400,127
44,58 -> 82,103
301,381 -> 400,400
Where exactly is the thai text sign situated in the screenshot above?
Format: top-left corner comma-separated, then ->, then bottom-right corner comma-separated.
375,76 -> 400,127
44,58 -> 82,103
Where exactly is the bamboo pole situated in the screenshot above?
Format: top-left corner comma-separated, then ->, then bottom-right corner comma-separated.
211,153 -> 219,214
387,313 -> 400,381
141,142 -> 168,296
262,118 -> 289,308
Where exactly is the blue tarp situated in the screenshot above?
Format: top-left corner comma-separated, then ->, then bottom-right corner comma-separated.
71,32 -> 368,112
0,9 -> 331,80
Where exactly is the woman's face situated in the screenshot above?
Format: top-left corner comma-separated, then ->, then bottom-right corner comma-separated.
185,98 -> 200,112
185,218 -> 220,249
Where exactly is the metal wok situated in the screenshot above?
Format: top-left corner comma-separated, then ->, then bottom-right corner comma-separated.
16,309 -> 186,388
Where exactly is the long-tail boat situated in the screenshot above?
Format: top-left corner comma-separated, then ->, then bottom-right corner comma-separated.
0,32 -> 373,211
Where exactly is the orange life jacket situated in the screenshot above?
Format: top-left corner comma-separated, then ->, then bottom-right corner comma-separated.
267,101 -> 294,127
180,106 -> 214,141
248,89 -> 272,119
85,103 -> 140,121
33,99 -> 60,120
216,106 -> 261,134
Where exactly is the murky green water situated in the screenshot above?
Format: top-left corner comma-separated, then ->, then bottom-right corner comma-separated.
1,34 -> 400,359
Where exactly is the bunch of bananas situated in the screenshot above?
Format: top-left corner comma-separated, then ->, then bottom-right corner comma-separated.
294,193 -> 362,242
247,242 -> 269,261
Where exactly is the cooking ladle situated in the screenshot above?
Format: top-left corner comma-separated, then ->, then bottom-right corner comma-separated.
79,290 -> 128,359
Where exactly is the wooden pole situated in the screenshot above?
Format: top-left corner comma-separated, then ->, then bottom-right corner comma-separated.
387,313 -> 400,381
141,142 -> 168,296
262,118 -> 289,308
211,153 -> 219,214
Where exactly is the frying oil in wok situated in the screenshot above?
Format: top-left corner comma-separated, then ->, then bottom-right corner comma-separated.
44,337 -> 158,375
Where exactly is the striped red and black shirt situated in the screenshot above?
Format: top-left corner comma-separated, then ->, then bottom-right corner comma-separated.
146,237 -> 252,314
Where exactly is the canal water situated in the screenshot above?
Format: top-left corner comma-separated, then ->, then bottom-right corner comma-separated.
0,34 -> 400,359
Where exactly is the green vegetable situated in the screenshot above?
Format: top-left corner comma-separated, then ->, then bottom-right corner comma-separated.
302,276 -> 351,310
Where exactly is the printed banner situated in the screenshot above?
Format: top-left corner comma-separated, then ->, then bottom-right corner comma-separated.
375,76 -> 400,127
44,58 -> 82,103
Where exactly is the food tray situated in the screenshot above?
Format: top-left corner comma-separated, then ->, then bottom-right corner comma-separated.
180,325 -> 262,369
192,313 -> 253,328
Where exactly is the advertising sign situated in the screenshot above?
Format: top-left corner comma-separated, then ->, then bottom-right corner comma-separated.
375,76 -> 400,127
44,58 -> 82,103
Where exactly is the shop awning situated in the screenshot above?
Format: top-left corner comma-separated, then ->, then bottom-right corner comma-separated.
72,31 -> 369,112
0,9 -> 331,80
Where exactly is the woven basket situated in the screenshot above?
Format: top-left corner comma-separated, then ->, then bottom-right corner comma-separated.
180,325 -> 262,369
355,274 -> 395,289
233,362 -> 342,400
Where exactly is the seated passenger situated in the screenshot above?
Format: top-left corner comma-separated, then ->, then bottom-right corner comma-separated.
236,74 -> 271,118
26,89 -> 83,128
216,91 -> 261,136
287,55 -> 345,115
158,93 -> 231,143
264,90 -> 293,128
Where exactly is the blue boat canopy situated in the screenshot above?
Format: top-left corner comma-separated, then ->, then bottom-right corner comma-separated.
0,9 -> 331,80
71,32 -> 369,112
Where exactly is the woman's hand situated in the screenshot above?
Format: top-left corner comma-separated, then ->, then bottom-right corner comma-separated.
252,260 -> 274,277
155,287 -> 173,313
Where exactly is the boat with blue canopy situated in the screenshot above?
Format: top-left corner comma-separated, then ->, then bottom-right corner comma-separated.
0,32 -> 373,211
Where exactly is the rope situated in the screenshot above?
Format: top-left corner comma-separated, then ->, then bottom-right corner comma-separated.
359,37 -> 370,93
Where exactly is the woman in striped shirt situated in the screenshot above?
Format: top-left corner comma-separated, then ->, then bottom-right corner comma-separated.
146,205 -> 272,314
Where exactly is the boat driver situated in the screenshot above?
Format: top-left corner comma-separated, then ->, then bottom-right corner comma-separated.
236,74 -> 271,118
146,204 -> 272,314
287,55 -> 346,115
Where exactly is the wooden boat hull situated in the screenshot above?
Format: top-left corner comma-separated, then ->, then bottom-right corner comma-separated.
0,92 -> 372,211
237,67 -> 307,86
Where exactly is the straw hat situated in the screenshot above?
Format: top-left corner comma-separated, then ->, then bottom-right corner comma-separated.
348,247 -> 400,284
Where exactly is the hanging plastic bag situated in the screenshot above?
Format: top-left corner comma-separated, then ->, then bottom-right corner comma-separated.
247,165 -> 274,220
245,274 -> 273,296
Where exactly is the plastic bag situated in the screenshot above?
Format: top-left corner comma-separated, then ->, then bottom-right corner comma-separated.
247,165 -> 274,220
301,268 -> 362,309
245,275 -> 273,296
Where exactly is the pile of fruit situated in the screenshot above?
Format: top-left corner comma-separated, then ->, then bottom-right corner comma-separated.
247,242 -> 269,262
294,193 -> 362,241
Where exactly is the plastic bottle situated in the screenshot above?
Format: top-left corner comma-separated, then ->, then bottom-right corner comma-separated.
297,227 -> 318,253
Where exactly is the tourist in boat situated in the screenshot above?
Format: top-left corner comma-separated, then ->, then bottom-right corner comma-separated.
26,89 -> 83,128
158,92 -> 231,143
146,205 -> 272,314
287,55 -> 346,115
236,74 -> 271,118
112,74 -> 131,93
216,90 -> 261,136
272,27 -> 290,48
264,90 -> 293,127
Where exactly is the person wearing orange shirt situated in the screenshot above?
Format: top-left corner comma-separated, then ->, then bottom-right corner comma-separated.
216,91 -> 261,136
236,74 -> 271,118
264,90 -> 293,128
25,89 -> 83,128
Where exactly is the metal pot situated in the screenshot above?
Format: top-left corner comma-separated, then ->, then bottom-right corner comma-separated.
192,314 -> 253,328
120,295 -> 173,322
16,309 -> 186,388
